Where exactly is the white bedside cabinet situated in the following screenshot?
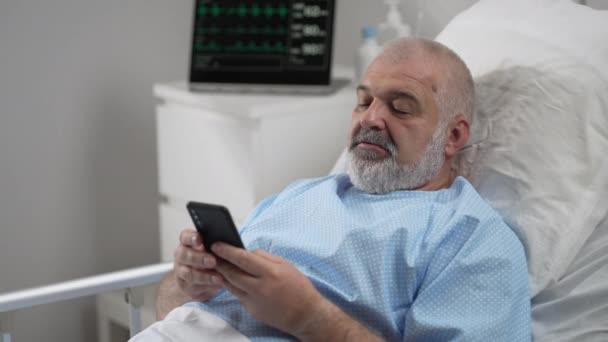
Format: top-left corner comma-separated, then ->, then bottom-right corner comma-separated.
154,81 -> 355,261
97,81 -> 355,342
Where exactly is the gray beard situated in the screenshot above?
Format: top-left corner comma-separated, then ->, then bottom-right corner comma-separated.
347,122 -> 448,194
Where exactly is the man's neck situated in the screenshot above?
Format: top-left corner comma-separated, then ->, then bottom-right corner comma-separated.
413,163 -> 455,191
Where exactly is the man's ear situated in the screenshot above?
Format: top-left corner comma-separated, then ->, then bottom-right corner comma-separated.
444,113 -> 470,158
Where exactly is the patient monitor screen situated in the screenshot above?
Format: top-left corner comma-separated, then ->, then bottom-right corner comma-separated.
189,0 -> 335,85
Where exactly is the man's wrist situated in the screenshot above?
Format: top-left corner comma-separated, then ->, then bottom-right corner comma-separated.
293,297 -> 384,342
156,271 -> 194,320
292,296 -> 337,341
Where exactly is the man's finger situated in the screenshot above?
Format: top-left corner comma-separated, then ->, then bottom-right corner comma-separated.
174,245 -> 216,269
212,243 -> 269,276
191,269 -> 223,286
176,275 -> 187,292
179,229 -> 204,251
175,264 -> 193,283
215,259 -> 258,292
252,249 -> 284,263
223,280 -> 247,299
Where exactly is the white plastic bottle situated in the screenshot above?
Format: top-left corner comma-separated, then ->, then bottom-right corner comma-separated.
377,0 -> 411,45
355,26 -> 382,81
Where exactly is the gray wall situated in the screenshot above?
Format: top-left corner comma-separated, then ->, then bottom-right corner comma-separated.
1,0 -> 605,341
0,1 -> 191,341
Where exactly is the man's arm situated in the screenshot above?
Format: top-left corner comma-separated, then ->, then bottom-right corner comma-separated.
211,243 -> 385,341
155,271 -> 194,320
402,219 -> 531,341
296,297 -> 385,342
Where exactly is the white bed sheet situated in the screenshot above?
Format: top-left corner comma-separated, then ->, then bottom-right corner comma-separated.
531,215 -> 608,341
129,305 -> 249,342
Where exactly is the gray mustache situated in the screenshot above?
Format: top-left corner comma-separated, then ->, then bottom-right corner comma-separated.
350,128 -> 396,154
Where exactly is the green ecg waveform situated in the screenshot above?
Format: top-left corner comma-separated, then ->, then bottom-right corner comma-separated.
197,25 -> 287,35
197,3 -> 290,18
195,40 -> 287,53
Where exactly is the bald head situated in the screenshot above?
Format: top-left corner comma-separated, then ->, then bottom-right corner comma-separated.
378,38 -> 475,123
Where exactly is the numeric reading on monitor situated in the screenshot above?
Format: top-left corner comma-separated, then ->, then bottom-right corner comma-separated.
191,0 -> 334,84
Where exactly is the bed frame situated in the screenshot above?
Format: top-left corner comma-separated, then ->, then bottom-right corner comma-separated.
0,263 -> 172,341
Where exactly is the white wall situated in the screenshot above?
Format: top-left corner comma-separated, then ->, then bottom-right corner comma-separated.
1,0 -> 605,341
333,0 -> 478,66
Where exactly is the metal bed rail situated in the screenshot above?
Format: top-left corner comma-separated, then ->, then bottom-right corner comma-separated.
0,262 -> 173,342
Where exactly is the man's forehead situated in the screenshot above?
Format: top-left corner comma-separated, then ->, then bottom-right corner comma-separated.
362,56 -> 440,96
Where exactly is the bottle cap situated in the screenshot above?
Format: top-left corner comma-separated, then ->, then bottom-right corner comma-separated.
361,25 -> 377,39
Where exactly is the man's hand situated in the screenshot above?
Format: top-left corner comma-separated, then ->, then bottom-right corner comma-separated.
173,229 -> 223,301
156,228 -> 225,320
159,237 -> 384,341
211,243 -> 326,338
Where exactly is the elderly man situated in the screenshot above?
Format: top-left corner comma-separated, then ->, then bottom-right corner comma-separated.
150,38 -> 530,341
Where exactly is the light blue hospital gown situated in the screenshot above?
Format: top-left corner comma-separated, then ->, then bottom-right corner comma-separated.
186,175 -> 531,341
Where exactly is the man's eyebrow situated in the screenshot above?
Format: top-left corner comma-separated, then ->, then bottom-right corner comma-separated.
356,85 -> 371,93
356,86 -> 422,109
357,86 -> 420,101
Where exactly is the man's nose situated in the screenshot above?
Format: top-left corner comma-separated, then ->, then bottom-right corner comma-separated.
360,101 -> 387,130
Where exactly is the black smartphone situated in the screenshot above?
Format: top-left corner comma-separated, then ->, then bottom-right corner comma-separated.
186,201 -> 245,252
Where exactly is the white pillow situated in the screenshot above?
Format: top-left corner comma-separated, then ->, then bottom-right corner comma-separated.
436,0 -> 608,296
436,0 -> 608,80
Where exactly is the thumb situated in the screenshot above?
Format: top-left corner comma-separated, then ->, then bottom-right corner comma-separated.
252,249 -> 284,263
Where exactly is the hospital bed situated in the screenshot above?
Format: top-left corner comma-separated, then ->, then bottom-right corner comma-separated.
1,0 -> 607,341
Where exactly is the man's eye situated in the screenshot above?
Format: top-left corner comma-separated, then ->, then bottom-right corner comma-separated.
392,100 -> 416,115
392,104 -> 413,115
394,108 -> 411,115
356,103 -> 370,110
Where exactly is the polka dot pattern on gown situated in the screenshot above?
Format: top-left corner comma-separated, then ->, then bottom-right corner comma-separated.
185,175 -> 531,341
